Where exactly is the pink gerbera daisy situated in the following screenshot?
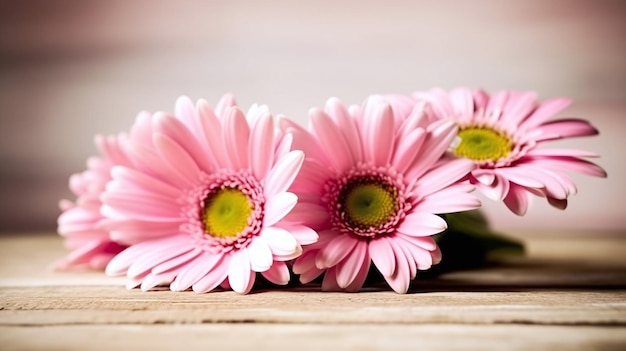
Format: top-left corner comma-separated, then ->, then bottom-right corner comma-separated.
283,96 -> 481,293
56,134 -> 129,270
413,88 -> 607,215
102,95 -> 316,294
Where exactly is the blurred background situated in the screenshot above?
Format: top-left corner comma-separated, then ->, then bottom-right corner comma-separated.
0,0 -> 624,234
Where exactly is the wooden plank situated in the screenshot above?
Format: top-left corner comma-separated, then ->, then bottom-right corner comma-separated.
1,324 -> 625,351
0,233 -> 625,350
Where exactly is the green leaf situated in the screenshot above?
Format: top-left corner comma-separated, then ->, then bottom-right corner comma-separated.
423,210 -> 524,276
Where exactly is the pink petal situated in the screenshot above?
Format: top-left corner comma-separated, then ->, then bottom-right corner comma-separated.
153,133 -> 200,186
472,169 -> 496,185
391,128 -> 426,174
384,240 -> 411,294
128,111 -> 154,147
396,212 -> 447,237
534,119 -> 598,141
105,239 -> 169,276
274,130 -> 292,160
503,183 -> 532,216
325,97 -> 363,163
282,202 -> 329,228
494,167 -> 546,188
170,252 -> 222,291
413,158 -> 475,196
397,234 -> 438,251
261,261 -> 290,285
321,267 -> 340,292
526,156 -> 606,178
449,87 -> 474,117
247,237 -> 273,272
192,255 -> 230,293
397,235 -> 434,269
485,90 -> 509,119
261,227 -> 298,256
310,108 -> 354,173
151,248 -> 202,274
215,93 -> 237,117
279,224 -> 319,245
473,173 -> 510,201
110,166 -> 179,199
416,184 -> 481,214
141,271 -> 179,291
124,140 -> 189,189
501,91 -> 538,128
315,234 -> 358,269
423,88 -> 455,118
280,118 -> 329,165
228,250 -> 254,294
369,237 -> 396,277
473,89 -> 489,111
223,107 -> 250,170
294,251 -> 324,284
343,249 -> 371,293
335,240 -> 368,288
405,121 -> 458,180
249,112 -> 275,180
196,100 -> 227,168
392,238 -> 417,279
292,250 -> 318,274
154,113 -> 213,173
547,196 -> 568,210
127,243 -> 191,278
526,148 -> 599,158
174,96 -> 196,127
101,192 -> 180,221
264,150 -> 304,197
363,99 -> 395,166
264,192 -> 298,227
522,98 -> 572,128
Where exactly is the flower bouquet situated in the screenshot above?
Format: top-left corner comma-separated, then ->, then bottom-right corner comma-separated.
56,88 -> 606,294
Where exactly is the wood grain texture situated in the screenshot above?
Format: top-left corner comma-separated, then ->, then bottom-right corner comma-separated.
1,233 -> 625,350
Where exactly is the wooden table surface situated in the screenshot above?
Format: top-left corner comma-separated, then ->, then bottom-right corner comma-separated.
1,231 -> 625,350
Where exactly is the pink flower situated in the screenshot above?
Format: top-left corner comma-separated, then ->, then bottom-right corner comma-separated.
56,135 -> 129,270
102,95 -> 316,294
283,96 -> 480,293
413,88 -> 607,215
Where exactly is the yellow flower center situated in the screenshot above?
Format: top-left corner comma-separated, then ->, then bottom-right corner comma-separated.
454,127 -> 512,162
202,188 -> 252,238
341,181 -> 398,229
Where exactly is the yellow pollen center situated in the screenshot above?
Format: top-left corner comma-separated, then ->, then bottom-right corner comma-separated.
343,183 -> 398,228
202,188 -> 252,239
454,127 -> 512,161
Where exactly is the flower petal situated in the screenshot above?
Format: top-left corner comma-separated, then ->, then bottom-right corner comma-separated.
310,108 -> 355,173
261,227 -> 299,256
249,112 -> 275,180
153,133 -> 200,186
264,192 -> 298,227
503,183 -> 532,216
396,212 -> 448,237
247,237 -> 273,272
223,107 -> 250,170
192,255 -> 230,293
261,261 -> 290,285
264,150 -> 304,197
369,237 -> 396,277
315,234 -> 358,269
363,98 -> 395,166
228,250 -> 254,294
335,240 -> 368,289
170,253 -> 222,291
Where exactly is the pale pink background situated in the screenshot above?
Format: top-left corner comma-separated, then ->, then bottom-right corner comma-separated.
0,0 -> 624,232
